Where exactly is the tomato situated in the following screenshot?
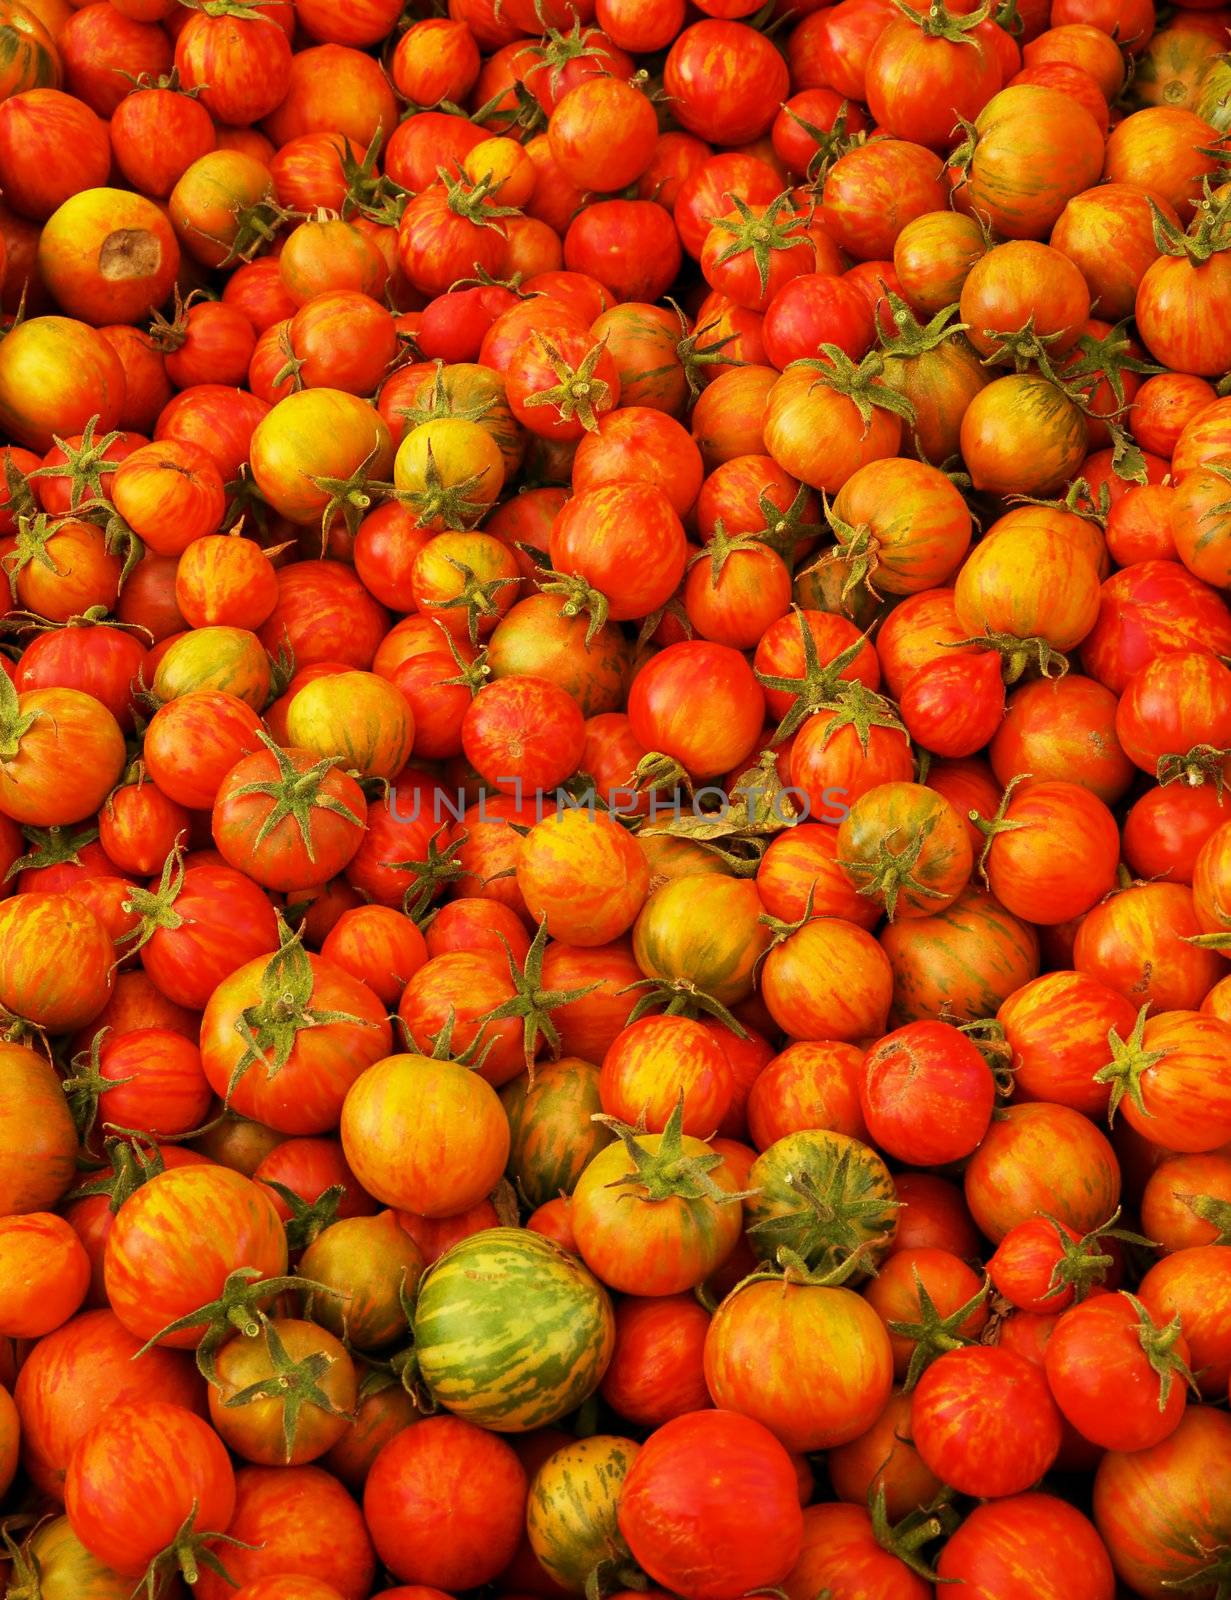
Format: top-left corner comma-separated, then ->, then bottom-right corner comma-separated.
600,1295 -> 712,1427
65,1401 -> 235,1581
617,1411 -> 803,1600
860,1020 -> 994,1165
1074,882 -> 1223,1013
208,1316 -> 356,1467
340,1053 -> 510,1216
912,1345 -> 1063,1496
103,1164 -> 288,1348
964,1101 -> 1121,1243
365,1417 -> 527,1591
937,1494 -> 1115,1600
1094,1408 -> 1231,1599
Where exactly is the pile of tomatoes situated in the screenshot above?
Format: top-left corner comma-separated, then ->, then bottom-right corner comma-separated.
2,0 -> 1231,1593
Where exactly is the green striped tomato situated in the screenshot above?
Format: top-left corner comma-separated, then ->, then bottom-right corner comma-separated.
526,1434 -> 641,1595
412,1228 -> 615,1432
500,1058 -> 614,1210
631,876 -> 770,1006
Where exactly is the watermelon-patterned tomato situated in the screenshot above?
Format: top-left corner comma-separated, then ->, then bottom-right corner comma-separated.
571,1109 -> 745,1295
526,1434 -> 640,1594
65,1401 -> 235,1581
411,1228 -> 615,1432
199,941 -> 392,1135
102,1165 -> 288,1348
340,1054 -> 510,1217
704,1276 -> 894,1452
617,1410 -> 803,1600
963,1102 -> 1121,1244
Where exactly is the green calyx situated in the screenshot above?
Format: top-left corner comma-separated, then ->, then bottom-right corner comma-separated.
258,1176 -> 345,1252
395,442 -> 493,533
748,479 -> 825,565
120,840 -> 188,955
690,519 -> 777,588
520,335 -> 613,434
970,771 -> 1032,883
593,1093 -> 753,1206
838,813 -> 947,921
753,605 -> 877,744
398,829 -> 469,923
1175,1190 -> 1231,1244
1094,1004 -> 1165,1126
709,188 -> 808,300
879,295 -> 972,361
668,297 -> 745,404
438,165 -> 520,230
943,629 -> 1070,685
747,1138 -> 901,1279
617,974 -> 748,1037
1150,179 -> 1231,264
225,920 -> 370,1106
134,1503 -> 258,1600
824,493 -> 883,600
1122,1291 -> 1201,1412
869,1485 -> 958,1583
25,415 -> 123,512
1038,1208 -> 1157,1305
887,1267 -> 991,1391
225,732 -> 363,865
428,555 -> 519,647
0,668 -> 40,763
789,346 -> 918,432
338,128 -> 406,227
3,512 -> 63,604
310,442 -> 393,543
61,1027 -> 134,1149
1156,743 -> 1231,795
4,820 -> 99,883
890,0 -> 992,38
219,1315 -> 355,1463
474,915 -> 600,1075
66,1131 -> 169,1215
132,1265 -> 325,1386
536,568 -> 613,649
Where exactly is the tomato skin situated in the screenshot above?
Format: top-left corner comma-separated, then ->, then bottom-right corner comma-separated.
193,1462 -> 377,1600
781,1501 -> 931,1600
628,641 -> 764,782
937,1493 -> 1116,1600
866,14 -> 1002,151
761,916 -> 894,1043
600,1015 -> 734,1137
103,1164 -> 288,1348
365,1417 -> 526,1590
65,1401 -> 235,1578
964,1102 -> 1121,1244
517,808 -> 650,947
984,780 -> 1121,926
1094,1407 -> 1231,1600
1074,882 -> 1223,1015
600,1295 -> 712,1427
990,674 -> 1135,805
1044,1293 -> 1192,1453
860,1021 -> 995,1165
997,969 -> 1135,1117
340,1053 -> 510,1218
822,138 -> 948,261
618,1410 -> 804,1600
704,1277 -> 894,1453
881,886 -> 1040,1027
1139,1246 -> 1231,1399
912,1346 -> 1063,1498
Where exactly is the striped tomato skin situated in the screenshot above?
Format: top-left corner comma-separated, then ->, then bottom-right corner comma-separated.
412,1228 -> 615,1433
526,1434 -> 640,1593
